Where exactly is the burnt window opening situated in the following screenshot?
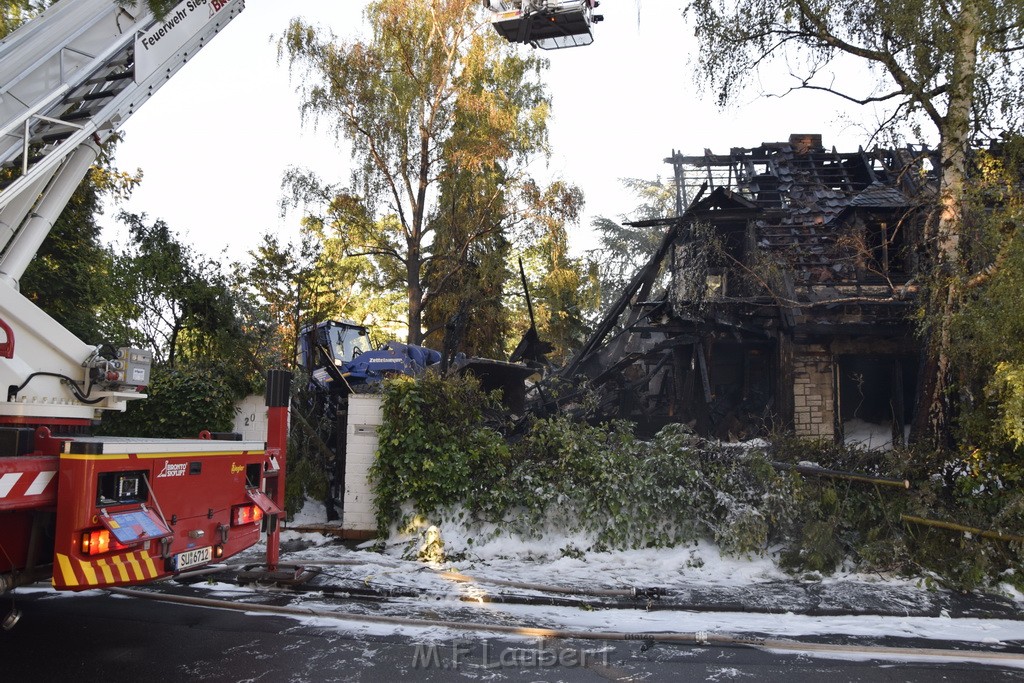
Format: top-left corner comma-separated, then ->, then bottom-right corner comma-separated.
704,342 -> 774,439
704,227 -> 746,299
706,269 -> 727,299
864,219 -> 908,278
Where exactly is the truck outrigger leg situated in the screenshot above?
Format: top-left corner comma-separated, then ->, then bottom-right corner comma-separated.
484,1 -> 603,50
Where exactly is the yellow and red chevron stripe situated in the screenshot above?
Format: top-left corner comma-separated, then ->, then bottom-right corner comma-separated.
54,549 -> 161,589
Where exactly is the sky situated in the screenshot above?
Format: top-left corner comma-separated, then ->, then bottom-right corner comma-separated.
100,1 -> 877,262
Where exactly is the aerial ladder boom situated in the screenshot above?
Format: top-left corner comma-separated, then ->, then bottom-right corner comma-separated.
0,0 -> 244,422
0,1 -> 290,607
0,0 -> 244,281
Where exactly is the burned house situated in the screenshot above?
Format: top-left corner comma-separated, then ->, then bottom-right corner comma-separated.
561,134 -> 938,446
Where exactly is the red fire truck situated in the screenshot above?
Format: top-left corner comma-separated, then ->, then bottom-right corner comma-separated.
0,0 -> 286,621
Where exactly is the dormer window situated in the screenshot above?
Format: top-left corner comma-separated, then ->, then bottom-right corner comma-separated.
865,220 -> 907,276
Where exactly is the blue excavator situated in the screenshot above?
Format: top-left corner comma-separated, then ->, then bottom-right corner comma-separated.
297,319 -> 540,411
295,318 -> 542,519
298,321 -> 441,393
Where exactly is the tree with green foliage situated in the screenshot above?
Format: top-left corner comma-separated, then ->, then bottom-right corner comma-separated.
109,212 -> 255,378
590,177 -> 676,316
949,138 -> 1024,468
685,0 -> 1024,444
244,233 -> 333,369
299,211 -> 408,339
108,212 -> 194,363
98,212 -> 264,438
279,0 -> 557,347
517,179 -> 598,363
422,188 -> 511,359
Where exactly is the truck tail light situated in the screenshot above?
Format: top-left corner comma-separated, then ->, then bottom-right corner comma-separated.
231,503 -> 264,526
81,528 -> 132,556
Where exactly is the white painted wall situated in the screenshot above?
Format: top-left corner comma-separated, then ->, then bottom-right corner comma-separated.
233,392 -> 380,534
343,394 -> 382,534
233,394 -> 268,442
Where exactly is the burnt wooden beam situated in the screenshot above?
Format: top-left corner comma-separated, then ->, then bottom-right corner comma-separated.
589,334 -> 699,387
561,218 -> 684,379
562,185 -> 715,382
792,322 -> 915,337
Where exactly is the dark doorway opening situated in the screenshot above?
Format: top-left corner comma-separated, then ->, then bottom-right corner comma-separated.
837,355 -> 917,448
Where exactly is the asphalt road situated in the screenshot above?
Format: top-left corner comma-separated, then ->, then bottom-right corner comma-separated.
3,587 -> 1024,682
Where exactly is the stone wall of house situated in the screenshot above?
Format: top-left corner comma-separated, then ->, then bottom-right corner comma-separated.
792,344 -> 835,440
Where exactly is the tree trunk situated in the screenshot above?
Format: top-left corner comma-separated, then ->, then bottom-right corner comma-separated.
913,0 -> 979,446
408,241 -> 423,345
406,124 -> 433,347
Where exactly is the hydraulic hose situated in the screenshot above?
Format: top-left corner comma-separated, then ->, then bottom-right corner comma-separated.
223,559 -> 952,619
107,586 -> 1024,667
274,558 -> 662,598
437,570 -> 661,598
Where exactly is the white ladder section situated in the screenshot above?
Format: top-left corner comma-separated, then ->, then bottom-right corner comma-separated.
0,0 -> 245,285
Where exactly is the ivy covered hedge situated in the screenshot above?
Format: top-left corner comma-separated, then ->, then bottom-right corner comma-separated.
372,374 -> 510,533
372,374 -> 1024,592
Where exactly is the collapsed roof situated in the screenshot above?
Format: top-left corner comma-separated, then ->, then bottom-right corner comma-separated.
541,135 -> 939,438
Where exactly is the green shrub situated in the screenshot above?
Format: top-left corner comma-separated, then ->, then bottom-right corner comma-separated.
98,362 -> 237,438
371,378 -> 1024,591
371,373 -> 509,536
